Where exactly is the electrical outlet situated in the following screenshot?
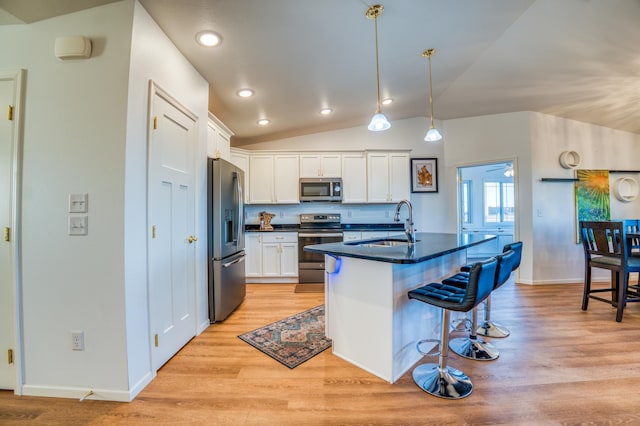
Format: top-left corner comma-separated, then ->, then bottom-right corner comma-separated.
71,331 -> 84,351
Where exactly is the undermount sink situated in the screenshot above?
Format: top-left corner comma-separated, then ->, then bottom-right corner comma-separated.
347,238 -> 419,248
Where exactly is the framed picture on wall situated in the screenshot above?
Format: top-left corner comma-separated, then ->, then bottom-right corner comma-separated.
411,158 -> 438,193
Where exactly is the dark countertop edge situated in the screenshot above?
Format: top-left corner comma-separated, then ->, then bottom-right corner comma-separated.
303,233 -> 497,264
245,224 -> 299,232
245,223 -> 405,232
342,223 -> 405,231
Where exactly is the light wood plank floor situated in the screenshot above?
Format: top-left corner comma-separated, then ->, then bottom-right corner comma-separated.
3,282 -> 640,425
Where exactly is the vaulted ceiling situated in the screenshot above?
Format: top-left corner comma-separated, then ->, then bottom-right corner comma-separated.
3,0 -> 640,145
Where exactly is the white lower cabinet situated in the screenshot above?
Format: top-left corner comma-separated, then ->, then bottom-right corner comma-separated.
343,231 -> 363,242
246,232 -> 298,282
245,233 -> 262,278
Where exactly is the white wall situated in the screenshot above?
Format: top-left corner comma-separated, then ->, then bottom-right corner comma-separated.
0,1 -> 134,398
530,112 -> 640,283
445,111 -> 640,284
241,117 -> 451,233
443,112 -> 533,281
0,0 -> 210,401
124,1 -> 210,393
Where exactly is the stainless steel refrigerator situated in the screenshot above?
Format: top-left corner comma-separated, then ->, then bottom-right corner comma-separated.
207,158 -> 246,322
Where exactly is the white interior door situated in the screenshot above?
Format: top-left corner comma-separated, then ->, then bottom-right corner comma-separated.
148,84 -> 197,370
0,70 -> 22,390
457,161 -> 516,259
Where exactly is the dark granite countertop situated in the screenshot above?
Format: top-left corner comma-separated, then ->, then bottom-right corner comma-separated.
303,232 -> 496,264
341,223 -> 404,232
245,223 -> 405,232
245,224 -> 299,232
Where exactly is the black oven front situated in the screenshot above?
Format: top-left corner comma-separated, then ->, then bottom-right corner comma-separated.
298,214 -> 342,283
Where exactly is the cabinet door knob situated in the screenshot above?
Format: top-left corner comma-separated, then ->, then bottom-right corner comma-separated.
187,235 -> 198,243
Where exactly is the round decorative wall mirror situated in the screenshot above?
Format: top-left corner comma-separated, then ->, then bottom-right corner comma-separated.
613,177 -> 638,202
559,151 -> 581,169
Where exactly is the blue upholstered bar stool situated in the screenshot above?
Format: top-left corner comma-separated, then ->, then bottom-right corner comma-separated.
477,241 -> 522,337
407,257 -> 498,399
443,249 -> 516,360
446,241 -> 523,339
446,249 -> 517,361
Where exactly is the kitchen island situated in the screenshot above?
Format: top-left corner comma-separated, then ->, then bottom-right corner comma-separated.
304,232 -> 496,383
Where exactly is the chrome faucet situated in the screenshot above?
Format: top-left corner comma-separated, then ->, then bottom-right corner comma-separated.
394,199 -> 416,244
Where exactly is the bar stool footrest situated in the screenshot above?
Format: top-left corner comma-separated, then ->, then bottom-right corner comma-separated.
416,338 -> 441,357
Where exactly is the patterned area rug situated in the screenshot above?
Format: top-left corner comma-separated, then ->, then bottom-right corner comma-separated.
238,305 -> 332,368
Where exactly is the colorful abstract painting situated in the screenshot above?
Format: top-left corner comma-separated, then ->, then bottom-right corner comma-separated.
575,169 -> 610,242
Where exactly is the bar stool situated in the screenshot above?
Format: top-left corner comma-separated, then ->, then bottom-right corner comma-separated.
407,257 -> 498,399
445,242 -> 523,339
445,249 -> 517,361
476,241 -> 522,337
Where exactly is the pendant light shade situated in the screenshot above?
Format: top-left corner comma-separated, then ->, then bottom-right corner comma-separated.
425,126 -> 442,142
368,111 -> 391,131
366,5 -> 390,132
422,49 -> 442,142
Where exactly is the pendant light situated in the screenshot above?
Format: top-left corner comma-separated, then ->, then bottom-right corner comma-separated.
422,49 -> 442,142
366,4 -> 391,132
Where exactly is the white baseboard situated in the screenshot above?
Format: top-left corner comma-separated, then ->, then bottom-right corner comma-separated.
246,277 -> 298,283
22,371 -> 154,402
197,319 -> 210,334
517,277 -> 607,285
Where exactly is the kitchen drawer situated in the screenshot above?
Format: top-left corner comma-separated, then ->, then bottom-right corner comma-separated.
261,232 -> 297,243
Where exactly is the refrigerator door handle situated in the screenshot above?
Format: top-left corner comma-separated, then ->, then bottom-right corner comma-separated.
236,172 -> 244,244
222,255 -> 246,268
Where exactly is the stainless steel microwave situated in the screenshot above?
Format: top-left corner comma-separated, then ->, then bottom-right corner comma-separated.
299,178 -> 342,202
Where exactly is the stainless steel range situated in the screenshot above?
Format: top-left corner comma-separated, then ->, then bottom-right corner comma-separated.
298,213 -> 343,283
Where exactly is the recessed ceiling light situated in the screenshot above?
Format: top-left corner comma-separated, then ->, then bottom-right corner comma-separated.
381,98 -> 393,106
257,119 -> 270,126
320,108 -> 333,115
237,89 -> 254,98
196,31 -> 222,47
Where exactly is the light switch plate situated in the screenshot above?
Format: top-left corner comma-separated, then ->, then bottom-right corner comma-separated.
69,216 -> 88,236
69,193 -> 88,213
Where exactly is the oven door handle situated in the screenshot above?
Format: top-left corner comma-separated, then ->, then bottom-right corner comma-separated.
298,232 -> 343,238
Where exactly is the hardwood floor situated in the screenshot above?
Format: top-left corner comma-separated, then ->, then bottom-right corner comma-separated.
3,281 -> 640,425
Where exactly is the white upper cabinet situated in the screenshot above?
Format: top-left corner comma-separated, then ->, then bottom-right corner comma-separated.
230,148 -> 250,204
243,149 -> 411,205
341,152 -> 367,203
249,154 -> 275,204
207,112 -> 233,161
274,154 -> 300,204
299,154 -> 342,177
367,152 -> 410,203
388,152 -> 411,202
249,154 -> 300,204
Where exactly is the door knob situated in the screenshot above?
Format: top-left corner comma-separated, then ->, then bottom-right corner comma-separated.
188,235 -> 198,244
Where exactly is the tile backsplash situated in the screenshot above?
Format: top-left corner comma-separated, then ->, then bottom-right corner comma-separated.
245,203 -> 398,225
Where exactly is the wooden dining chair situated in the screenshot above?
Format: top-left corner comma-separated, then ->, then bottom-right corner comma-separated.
580,221 -> 640,322
623,219 -> 640,256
